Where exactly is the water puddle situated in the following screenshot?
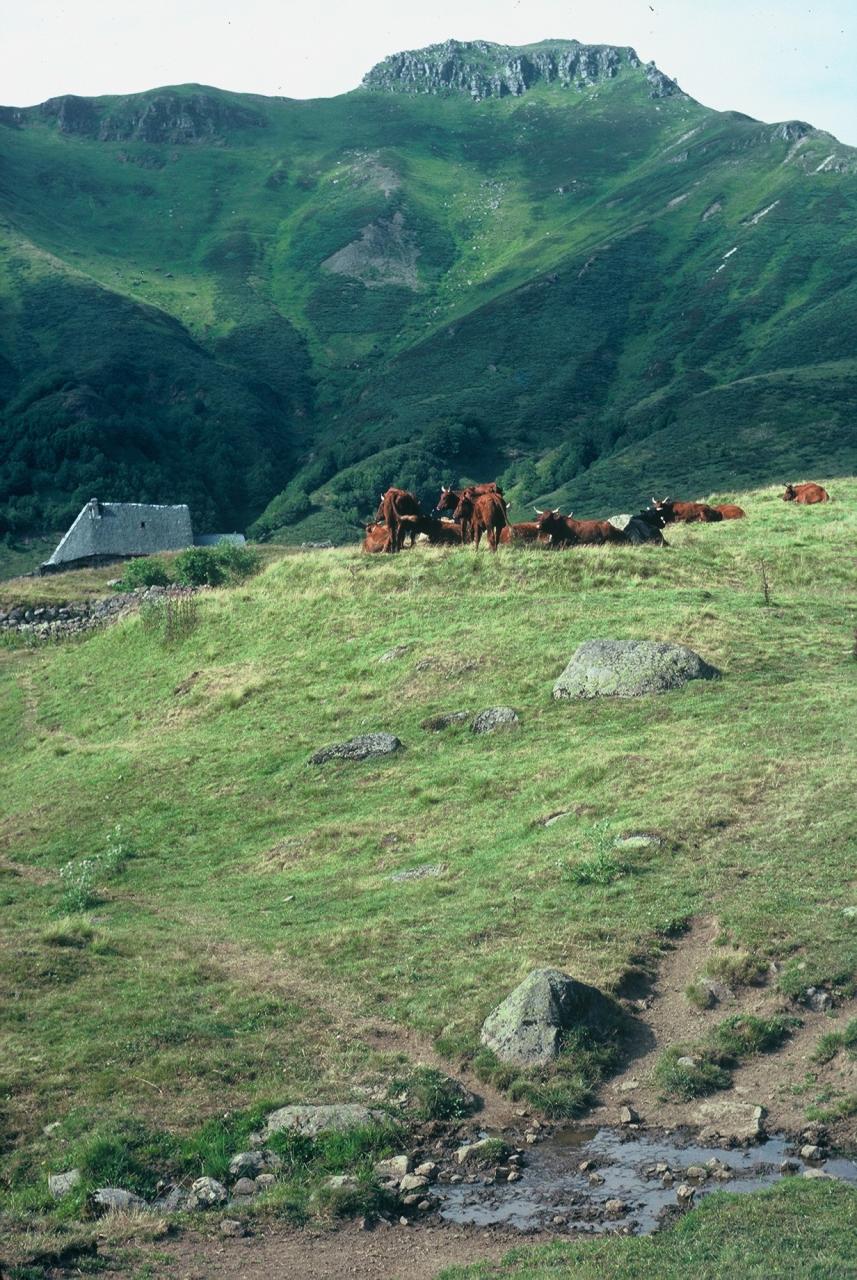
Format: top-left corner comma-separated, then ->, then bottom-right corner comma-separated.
439,1128 -> 857,1234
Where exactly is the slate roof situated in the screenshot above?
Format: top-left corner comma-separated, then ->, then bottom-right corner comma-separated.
45,499 -> 193,566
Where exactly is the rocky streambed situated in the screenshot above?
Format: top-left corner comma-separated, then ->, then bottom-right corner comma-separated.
437,1125 -> 857,1235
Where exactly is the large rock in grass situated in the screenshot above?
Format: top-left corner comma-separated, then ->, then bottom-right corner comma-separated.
553,640 -> 719,700
262,1103 -> 383,1140
309,733 -> 402,765
694,1100 -> 766,1145
480,968 -> 611,1066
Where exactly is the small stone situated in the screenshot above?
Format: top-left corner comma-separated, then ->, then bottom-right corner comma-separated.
800,1145 -> 822,1162
399,1216 -> 410,1226
686,1165 -> 708,1181
655,1162 -> 669,1174
449,1174 -> 463,1185
471,706 -> 520,735
48,1170 -> 81,1199
781,1160 -> 800,1175
220,1219 -> 246,1237
326,1174 -> 357,1190
605,1199 -> 628,1217
676,1056 -> 697,1069
231,1177 -> 258,1198
676,1184 -> 695,1204
401,1193 -> 421,1206
806,989 -> 833,1013
618,1080 -> 640,1093
589,1171 -> 605,1186
414,1162 -> 438,1180
188,1176 -> 228,1209
417,1199 -> 431,1212
375,1155 -> 413,1180
619,1106 -> 640,1126
507,1170 -> 522,1182
378,645 -> 410,663
613,835 -> 662,850
578,1159 -> 596,1173
309,734 -> 403,766
399,1174 -> 429,1193
803,1168 -> 834,1180
525,1131 -> 539,1144
552,1214 -> 565,1225
90,1187 -> 147,1215
661,1172 -> 674,1187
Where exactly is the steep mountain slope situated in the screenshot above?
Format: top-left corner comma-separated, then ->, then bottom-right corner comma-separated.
0,40 -> 855,543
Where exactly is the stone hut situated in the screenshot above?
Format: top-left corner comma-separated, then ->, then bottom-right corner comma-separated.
41,499 -> 193,573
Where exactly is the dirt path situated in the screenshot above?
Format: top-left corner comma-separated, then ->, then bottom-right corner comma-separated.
604,916 -> 857,1144
138,1219 -> 540,1280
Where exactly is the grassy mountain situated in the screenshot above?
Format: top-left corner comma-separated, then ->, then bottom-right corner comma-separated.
1,40 -> 856,547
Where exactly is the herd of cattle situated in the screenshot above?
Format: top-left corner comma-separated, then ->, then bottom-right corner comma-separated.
362,480 -> 830,553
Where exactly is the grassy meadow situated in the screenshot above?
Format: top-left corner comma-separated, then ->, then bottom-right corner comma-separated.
1,481 -> 856,1267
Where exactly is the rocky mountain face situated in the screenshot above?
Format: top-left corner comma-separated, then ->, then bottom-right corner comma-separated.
30,90 -> 266,142
363,38 -> 682,101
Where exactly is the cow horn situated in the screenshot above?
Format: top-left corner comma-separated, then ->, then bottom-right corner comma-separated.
553,507 -> 560,514
534,506 -> 541,513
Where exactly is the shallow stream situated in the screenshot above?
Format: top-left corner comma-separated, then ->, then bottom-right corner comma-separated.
438,1127 -> 857,1235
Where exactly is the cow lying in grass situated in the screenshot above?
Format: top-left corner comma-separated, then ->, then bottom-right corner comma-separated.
651,497 -> 723,524
534,509 -> 629,546
782,482 -> 829,504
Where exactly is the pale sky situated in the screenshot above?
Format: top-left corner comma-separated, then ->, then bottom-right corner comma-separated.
3,0 -> 856,145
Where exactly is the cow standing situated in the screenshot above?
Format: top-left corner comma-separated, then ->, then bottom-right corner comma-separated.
375,487 -> 423,552
782,483 -> 829,505
456,490 -> 509,551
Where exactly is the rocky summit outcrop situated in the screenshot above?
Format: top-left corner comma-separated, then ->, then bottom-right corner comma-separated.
480,968 -> 611,1065
37,90 -> 265,142
553,639 -> 719,699
363,39 -> 682,102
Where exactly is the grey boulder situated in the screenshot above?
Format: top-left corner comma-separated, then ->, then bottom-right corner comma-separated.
471,707 -> 519,734
553,640 -> 719,699
480,968 -> 611,1066
309,733 -> 402,765
90,1187 -> 147,1215
48,1169 -> 81,1199
262,1103 -> 383,1140
187,1176 -> 228,1209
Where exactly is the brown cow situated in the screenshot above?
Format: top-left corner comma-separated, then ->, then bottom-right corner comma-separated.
534,509 -> 628,547
499,521 -> 546,544
782,483 -> 829,504
435,482 -> 503,514
374,487 -> 423,551
361,522 -> 391,553
456,490 -> 508,551
397,515 -> 463,546
651,497 -> 723,524
714,504 -> 746,519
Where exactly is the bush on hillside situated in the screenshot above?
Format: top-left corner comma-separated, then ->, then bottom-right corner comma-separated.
116,556 -> 173,590
173,543 -> 261,587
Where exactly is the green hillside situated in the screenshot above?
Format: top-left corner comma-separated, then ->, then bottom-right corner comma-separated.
1,40 -> 856,549
1,483 -> 856,1271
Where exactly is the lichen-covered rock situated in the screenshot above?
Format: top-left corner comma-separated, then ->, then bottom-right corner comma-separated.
262,1103 -> 382,1139
471,706 -> 519,734
480,968 -> 611,1065
187,1176 -> 228,1210
90,1187 -> 147,1215
695,1100 -> 766,1145
553,640 -> 719,699
309,733 -> 402,765
228,1149 -> 282,1179
48,1169 -> 81,1199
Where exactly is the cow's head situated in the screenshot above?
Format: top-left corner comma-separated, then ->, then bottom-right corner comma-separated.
534,507 -> 563,533
782,484 -> 796,501
436,485 -> 458,512
651,496 -> 676,523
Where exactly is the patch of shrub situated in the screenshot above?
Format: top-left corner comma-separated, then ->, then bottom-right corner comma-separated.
56,826 -> 134,913
173,543 -> 261,588
563,821 -> 630,887
41,917 -> 96,948
812,1020 -> 857,1065
213,541 -> 261,581
396,1067 -> 477,1121
116,556 -> 172,590
685,982 -> 714,1010
703,950 -> 768,988
712,1013 -> 800,1059
654,1047 -> 732,1100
